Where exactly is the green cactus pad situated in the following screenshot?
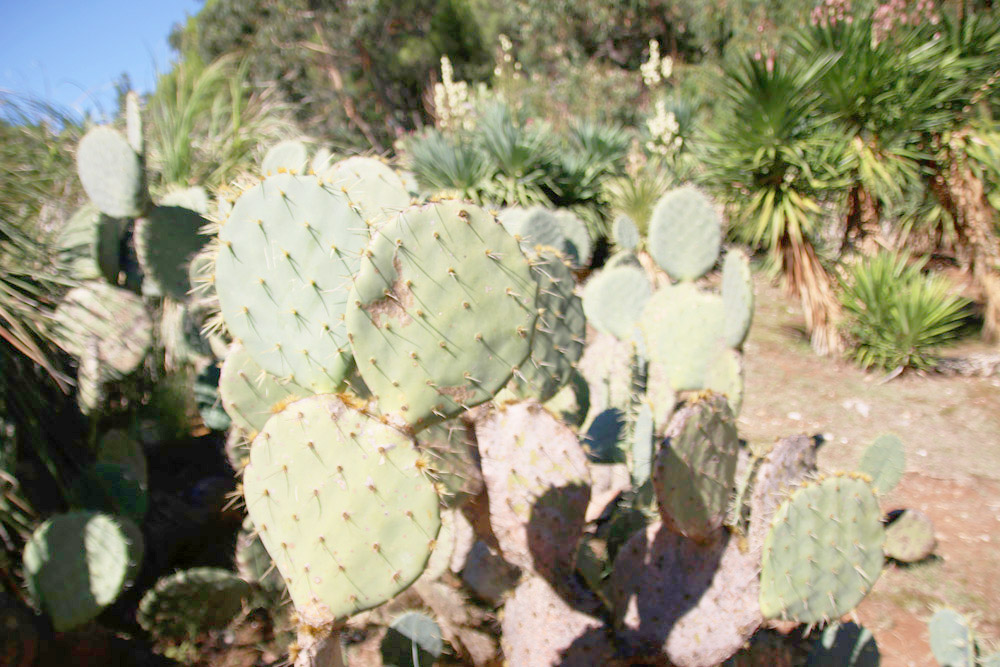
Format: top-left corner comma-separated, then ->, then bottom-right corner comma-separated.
928,608 -> 975,667
214,172 -> 370,393
76,126 -> 145,218
554,209 -> 592,269
75,345 -> 108,414
135,205 -> 210,299
23,511 -> 143,631
137,567 -> 252,639
261,139 -> 308,175
582,265 -> 652,341
652,394 -> 740,542
311,147 -> 335,174
476,401 -> 591,579
704,348 -> 744,414
218,343 -> 311,434
381,611 -> 445,667
640,281 -> 727,391
509,251 -> 586,402
610,523 -> 761,666
242,394 -> 440,624
644,360 -> 678,431
721,248 -> 754,348
858,433 -> 905,495
347,200 -> 537,429
51,282 -> 152,376
57,203 -> 121,283
501,206 -> 561,251
612,214 -> 640,252
759,474 -> 885,623
884,509 -> 936,563
501,576 -> 616,667
604,251 -> 641,270
647,185 -> 721,281
325,156 -> 411,228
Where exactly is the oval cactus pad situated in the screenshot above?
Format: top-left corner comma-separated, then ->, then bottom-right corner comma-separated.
214,173 -> 370,393
347,200 -> 537,429
242,395 -> 440,624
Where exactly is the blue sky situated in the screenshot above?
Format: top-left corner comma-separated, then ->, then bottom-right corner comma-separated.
0,0 -> 202,120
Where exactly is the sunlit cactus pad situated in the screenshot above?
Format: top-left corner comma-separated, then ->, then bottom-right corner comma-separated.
721,248 -> 754,348
347,200 -> 537,429
57,203 -> 121,283
647,185 -> 721,281
501,576 -> 616,667
137,567 -> 252,639
76,126 -> 145,218
759,473 -> 884,624
582,264 -> 651,341
214,172 -> 370,393
22,511 -> 143,631
242,394 -> 440,624
219,343 -> 311,434
324,156 -> 411,227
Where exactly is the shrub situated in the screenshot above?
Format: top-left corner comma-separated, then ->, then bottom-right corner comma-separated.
840,251 -> 971,372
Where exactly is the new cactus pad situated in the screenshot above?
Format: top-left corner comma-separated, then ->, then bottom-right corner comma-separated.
242,394 -> 440,624
324,156 -> 411,228
214,172 -> 371,393
647,185 -> 721,281
137,567 -> 252,639
758,473 -> 885,623
219,343 -> 311,434
346,200 -> 537,429
76,126 -> 145,219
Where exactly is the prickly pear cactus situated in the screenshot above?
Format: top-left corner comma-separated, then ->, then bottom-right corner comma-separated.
22,511 -> 143,631
721,248 -> 754,348
501,576 -> 616,667
76,125 -> 145,219
609,523 -> 762,666
214,172 -> 370,393
647,185 -> 721,281
553,209 -> 592,269
218,343 -> 310,434
381,611 -> 445,667
346,200 -> 537,430
261,139 -> 309,175
612,214 -> 640,252
884,509 -> 936,563
747,434 -> 817,553
324,156 -> 411,228
57,203 -> 121,283
137,567 -> 252,639
508,250 -> 586,402
758,473 -> 885,624
134,204 -> 210,299
51,282 -> 152,377
235,516 -> 286,593
241,394 -> 440,625
859,433 -> 905,495
652,394 -> 740,542
581,265 -> 652,341
929,608 -> 975,667
476,401 -> 591,580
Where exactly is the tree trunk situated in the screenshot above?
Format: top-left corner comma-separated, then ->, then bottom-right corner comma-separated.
781,234 -> 843,356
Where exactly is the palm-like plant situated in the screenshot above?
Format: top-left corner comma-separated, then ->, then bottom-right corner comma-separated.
403,128 -> 493,202
704,50 -> 848,354
840,251 -> 970,372
793,11 -> 953,251
474,102 -> 556,206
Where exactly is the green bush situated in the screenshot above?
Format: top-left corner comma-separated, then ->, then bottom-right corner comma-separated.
840,251 -> 971,372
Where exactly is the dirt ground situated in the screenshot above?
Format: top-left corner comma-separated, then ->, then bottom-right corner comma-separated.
741,276 -> 1000,666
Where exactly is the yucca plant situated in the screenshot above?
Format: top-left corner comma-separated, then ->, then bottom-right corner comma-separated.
840,251 -> 970,372
703,49 -> 849,355
602,157 -> 677,235
550,119 -> 629,207
404,128 -> 493,201
475,102 -> 555,206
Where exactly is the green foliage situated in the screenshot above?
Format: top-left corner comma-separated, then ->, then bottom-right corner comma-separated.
840,251 -> 971,371
404,128 -> 492,200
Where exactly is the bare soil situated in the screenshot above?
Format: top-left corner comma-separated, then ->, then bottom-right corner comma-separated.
742,275 -> 1000,665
